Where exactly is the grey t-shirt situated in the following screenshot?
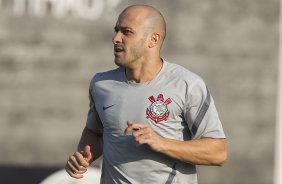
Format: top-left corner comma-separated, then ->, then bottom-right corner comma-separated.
86,60 -> 225,184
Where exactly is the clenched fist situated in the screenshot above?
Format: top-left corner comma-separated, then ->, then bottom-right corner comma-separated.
65,145 -> 92,179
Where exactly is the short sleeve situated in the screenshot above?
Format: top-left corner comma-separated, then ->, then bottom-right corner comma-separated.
86,80 -> 103,134
184,79 -> 225,139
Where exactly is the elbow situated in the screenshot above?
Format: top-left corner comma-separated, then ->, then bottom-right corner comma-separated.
213,138 -> 227,166
216,155 -> 226,166
198,149 -> 227,166
214,149 -> 227,166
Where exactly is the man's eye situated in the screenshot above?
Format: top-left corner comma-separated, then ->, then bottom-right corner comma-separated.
123,30 -> 131,35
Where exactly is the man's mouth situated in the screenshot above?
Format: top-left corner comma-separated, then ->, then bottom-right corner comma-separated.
114,45 -> 124,53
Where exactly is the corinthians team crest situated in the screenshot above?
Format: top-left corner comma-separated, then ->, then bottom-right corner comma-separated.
146,94 -> 172,123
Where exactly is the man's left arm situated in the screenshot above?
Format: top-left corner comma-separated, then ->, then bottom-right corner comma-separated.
157,136 -> 226,166
124,121 -> 227,166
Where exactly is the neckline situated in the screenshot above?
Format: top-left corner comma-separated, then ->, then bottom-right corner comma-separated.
122,60 -> 167,88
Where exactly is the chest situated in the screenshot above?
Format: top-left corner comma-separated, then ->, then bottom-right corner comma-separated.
93,81 -> 187,138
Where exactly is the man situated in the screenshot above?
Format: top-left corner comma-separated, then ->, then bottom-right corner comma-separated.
65,4 -> 227,184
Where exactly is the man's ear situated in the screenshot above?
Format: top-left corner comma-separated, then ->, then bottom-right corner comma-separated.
148,33 -> 161,48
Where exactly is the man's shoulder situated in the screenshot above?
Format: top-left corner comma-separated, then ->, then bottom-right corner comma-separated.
165,61 -> 203,84
91,67 -> 123,83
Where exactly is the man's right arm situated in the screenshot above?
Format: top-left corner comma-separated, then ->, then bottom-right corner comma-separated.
65,126 -> 103,179
78,126 -> 103,163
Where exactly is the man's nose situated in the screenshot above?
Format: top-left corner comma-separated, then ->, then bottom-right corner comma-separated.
112,32 -> 122,44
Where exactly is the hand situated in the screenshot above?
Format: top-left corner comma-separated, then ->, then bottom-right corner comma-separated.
65,145 -> 92,179
124,120 -> 163,152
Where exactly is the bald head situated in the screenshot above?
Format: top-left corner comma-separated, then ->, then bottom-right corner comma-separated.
119,5 -> 166,47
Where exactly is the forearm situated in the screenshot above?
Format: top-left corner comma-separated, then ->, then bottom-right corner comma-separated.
158,137 -> 227,166
77,127 -> 103,163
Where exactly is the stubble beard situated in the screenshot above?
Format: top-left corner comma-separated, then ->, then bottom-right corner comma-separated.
114,46 -> 144,68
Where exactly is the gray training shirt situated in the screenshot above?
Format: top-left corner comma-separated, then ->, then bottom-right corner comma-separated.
86,60 -> 225,184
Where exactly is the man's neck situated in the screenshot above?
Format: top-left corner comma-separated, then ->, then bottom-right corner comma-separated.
125,58 -> 163,83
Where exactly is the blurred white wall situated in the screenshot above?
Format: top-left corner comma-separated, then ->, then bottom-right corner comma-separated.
0,0 -> 279,183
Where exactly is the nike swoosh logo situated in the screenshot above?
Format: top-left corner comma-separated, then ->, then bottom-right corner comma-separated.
103,104 -> 115,111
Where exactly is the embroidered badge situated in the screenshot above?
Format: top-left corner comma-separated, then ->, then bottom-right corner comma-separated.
146,94 -> 172,123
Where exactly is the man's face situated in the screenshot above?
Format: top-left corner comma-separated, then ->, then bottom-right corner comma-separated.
112,10 -> 149,67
